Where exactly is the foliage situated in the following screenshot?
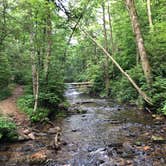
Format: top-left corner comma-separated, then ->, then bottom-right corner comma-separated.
17,94 -> 50,122
150,77 -> 166,113
110,65 -> 145,103
0,52 -> 11,99
0,116 -> 18,141
162,104 -> 166,116
0,0 -> 166,117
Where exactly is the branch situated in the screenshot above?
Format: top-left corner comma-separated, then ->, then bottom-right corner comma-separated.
81,28 -> 153,105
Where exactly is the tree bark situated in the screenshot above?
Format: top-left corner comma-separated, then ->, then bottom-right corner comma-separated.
81,28 -> 152,105
125,0 -> 152,85
29,10 -> 39,112
33,71 -> 39,112
44,2 -> 52,81
147,0 -> 153,31
107,2 -> 115,77
102,2 -> 110,97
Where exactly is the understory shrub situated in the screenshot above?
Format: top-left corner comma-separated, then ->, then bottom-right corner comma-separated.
0,116 -> 18,141
150,77 -> 166,113
162,104 -> 166,115
0,87 -> 11,100
17,94 -> 50,122
17,75 -> 65,122
110,65 -> 146,103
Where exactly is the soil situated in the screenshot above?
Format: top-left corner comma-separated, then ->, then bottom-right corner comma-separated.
0,85 -> 29,128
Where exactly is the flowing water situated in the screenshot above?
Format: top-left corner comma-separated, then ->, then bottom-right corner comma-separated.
0,84 -> 166,166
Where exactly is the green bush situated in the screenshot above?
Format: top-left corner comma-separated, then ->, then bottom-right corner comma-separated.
17,95 -> 51,122
0,52 -> 11,100
39,76 -> 65,108
150,77 -> 166,113
0,116 -> 18,141
0,87 -> 11,100
162,104 -> 166,115
111,65 -> 145,103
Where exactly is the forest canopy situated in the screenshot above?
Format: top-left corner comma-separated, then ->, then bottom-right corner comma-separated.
0,0 -> 166,117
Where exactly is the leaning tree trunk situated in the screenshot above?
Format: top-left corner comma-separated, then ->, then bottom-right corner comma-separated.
81,28 -> 152,105
102,2 -> 110,97
125,0 -> 152,85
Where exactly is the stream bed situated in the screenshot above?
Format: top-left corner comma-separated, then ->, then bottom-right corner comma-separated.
0,85 -> 166,166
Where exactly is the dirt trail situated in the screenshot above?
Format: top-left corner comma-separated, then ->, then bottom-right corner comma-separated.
0,86 -> 29,127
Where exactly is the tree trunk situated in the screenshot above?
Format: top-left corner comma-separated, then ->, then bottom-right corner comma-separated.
33,71 -> 39,112
147,0 -> 153,31
125,0 -> 152,85
0,0 -> 7,47
81,28 -> 152,105
107,3 -> 115,77
44,2 -> 52,81
30,25 -> 39,112
102,3 -> 110,97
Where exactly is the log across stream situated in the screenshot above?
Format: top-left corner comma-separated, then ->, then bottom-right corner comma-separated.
0,84 -> 166,165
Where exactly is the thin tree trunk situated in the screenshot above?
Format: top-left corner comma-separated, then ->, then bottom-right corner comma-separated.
30,18 -> 39,112
147,0 -> 153,31
107,3 -> 115,77
30,31 -> 39,112
30,31 -> 36,97
44,3 -> 52,81
81,28 -> 152,105
33,71 -> 39,112
107,3 -> 114,55
125,0 -> 152,85
102,3 -> 110,97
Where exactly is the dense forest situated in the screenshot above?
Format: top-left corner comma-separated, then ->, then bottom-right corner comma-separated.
0,0 -> 166,139
0,0 -> 166,165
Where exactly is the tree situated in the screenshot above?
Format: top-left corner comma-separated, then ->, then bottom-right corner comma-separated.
146,0 -> 153,31
125,0 -> 152,85
102,2 -> 110,97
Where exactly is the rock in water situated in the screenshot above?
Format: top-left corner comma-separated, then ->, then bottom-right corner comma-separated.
151,135 -> 166,143
48,126 -> 61,134
28,133 -> 35,140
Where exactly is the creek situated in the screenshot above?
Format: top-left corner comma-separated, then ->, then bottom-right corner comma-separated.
0,84 -> 166,166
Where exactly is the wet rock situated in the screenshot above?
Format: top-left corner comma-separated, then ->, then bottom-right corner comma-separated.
49,132 -> 61,150
0,155 -> 8,161
129,133 -> 136,137
89,148 -> 110,165
21,144 -> 34,152
107,142 -> 123,148
18,134 -> 30,141
35,132 -> 47,136
152,114 -> 164,121
135,141 -> 142,146
90,148 -> 106,155
123,142 -> 134,152
109,120 -> 120,124
62,141 -> 67,146
48,126 -> 61,134
122,142 -> 135,158
28,133 -> 35,140
76,109 -> 87,114
71,129 -> 78,132
28,150 -> 47,164
151,135 -> 166,143
23,129 -> 31,135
